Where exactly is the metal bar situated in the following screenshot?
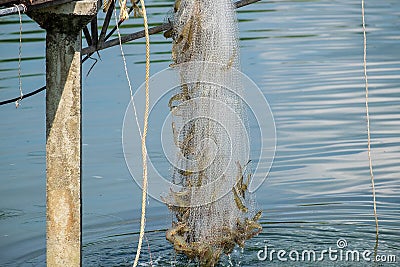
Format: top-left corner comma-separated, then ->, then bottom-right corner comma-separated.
82,0 -> 261,55
0,0 -> 80,17
90,16 -> 98,48
83,25 -> 92,46
98,0 -> 115,46
104,5 -> 135,40
0,3 -> 26,17
82,22 -> 170,55
0,0 -> 261,105
234,0 -> 261,8
82,3 -> 134,62
0,85 -> 45,105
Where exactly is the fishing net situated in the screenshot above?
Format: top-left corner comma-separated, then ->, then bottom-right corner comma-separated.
162,0 -> 262,265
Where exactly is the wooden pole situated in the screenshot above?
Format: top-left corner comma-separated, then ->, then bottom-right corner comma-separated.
28,1 -> 98,265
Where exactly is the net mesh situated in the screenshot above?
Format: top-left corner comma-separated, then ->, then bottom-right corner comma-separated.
163,0 -> 262,264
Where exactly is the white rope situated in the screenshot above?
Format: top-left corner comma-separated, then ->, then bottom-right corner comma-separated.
362,0 -> 379,239
114,2 -> 143,138
133,0 -> 150,265
14,4 -> 26,108
114,2 -> 150,265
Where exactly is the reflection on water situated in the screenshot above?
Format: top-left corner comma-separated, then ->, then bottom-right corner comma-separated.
0,0 -> 399,266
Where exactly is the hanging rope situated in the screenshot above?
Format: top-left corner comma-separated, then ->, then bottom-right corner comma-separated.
113,5 -> 143,138
361,0 -> 379,244
114,0 -> 150,264
133,0 -> 150,265
14,4 -> 26,108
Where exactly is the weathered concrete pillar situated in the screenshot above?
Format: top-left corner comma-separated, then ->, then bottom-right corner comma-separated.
28,1 -> 98,266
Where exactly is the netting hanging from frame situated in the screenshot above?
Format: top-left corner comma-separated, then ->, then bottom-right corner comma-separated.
162,0 -> 262,265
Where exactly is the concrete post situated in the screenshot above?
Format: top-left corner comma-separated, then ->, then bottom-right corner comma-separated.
28,1 -> 98,266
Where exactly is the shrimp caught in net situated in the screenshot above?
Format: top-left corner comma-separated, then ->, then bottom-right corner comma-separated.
163,0 -> 262,265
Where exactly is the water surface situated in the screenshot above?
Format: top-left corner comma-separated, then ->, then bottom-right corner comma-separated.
0,0 -> 399,266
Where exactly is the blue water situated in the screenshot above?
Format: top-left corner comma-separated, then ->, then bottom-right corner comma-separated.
1,0 -> 399,266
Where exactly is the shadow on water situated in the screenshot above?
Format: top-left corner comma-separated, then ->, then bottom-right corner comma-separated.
0,0 -> 399,266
